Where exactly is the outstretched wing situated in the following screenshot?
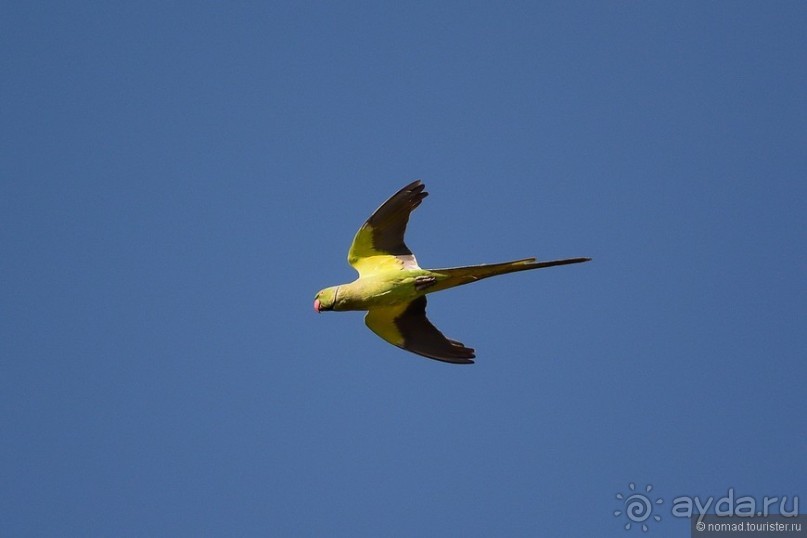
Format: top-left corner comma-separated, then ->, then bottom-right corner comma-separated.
364,296 -> 475,364
348,180 -> 426,277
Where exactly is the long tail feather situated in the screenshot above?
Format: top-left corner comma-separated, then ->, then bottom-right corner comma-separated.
429,257 -> 591,293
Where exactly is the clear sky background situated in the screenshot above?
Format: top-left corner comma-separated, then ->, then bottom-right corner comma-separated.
2,2 -> 805,536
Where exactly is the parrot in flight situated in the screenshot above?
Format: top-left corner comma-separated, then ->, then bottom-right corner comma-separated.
313,180 -> 590,364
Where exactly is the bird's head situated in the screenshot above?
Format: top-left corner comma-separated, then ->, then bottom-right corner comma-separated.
313,286 -> 339,313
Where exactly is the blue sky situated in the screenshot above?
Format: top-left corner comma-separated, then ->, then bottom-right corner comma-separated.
2,2 -> 805,536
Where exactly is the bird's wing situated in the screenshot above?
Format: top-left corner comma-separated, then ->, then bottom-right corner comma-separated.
348,180 -> 426,277
364,296 -> 475,364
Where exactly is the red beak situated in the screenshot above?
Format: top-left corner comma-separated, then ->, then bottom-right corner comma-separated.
313,299 -> 321,313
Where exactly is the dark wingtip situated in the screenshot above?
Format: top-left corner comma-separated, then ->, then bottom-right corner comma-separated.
409,344 -> 476,364
408,181 -> 428,210
443,341 -> 476,363
404,179 -> 425,193
410,181 -> 427,196
441,355 -> 475,365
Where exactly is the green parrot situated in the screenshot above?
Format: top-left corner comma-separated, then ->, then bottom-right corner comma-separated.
313,180 -> 590,364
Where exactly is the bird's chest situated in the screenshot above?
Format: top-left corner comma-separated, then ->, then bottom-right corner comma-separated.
345,274 -> 436,310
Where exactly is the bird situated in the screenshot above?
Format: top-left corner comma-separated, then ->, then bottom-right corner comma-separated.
313,180 -> 590,364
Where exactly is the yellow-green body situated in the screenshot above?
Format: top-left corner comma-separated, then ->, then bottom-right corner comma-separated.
320,271 -> 430,311
317,258 -> 546,311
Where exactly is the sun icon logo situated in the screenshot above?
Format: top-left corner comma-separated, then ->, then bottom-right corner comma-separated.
614,482 -> 663,532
